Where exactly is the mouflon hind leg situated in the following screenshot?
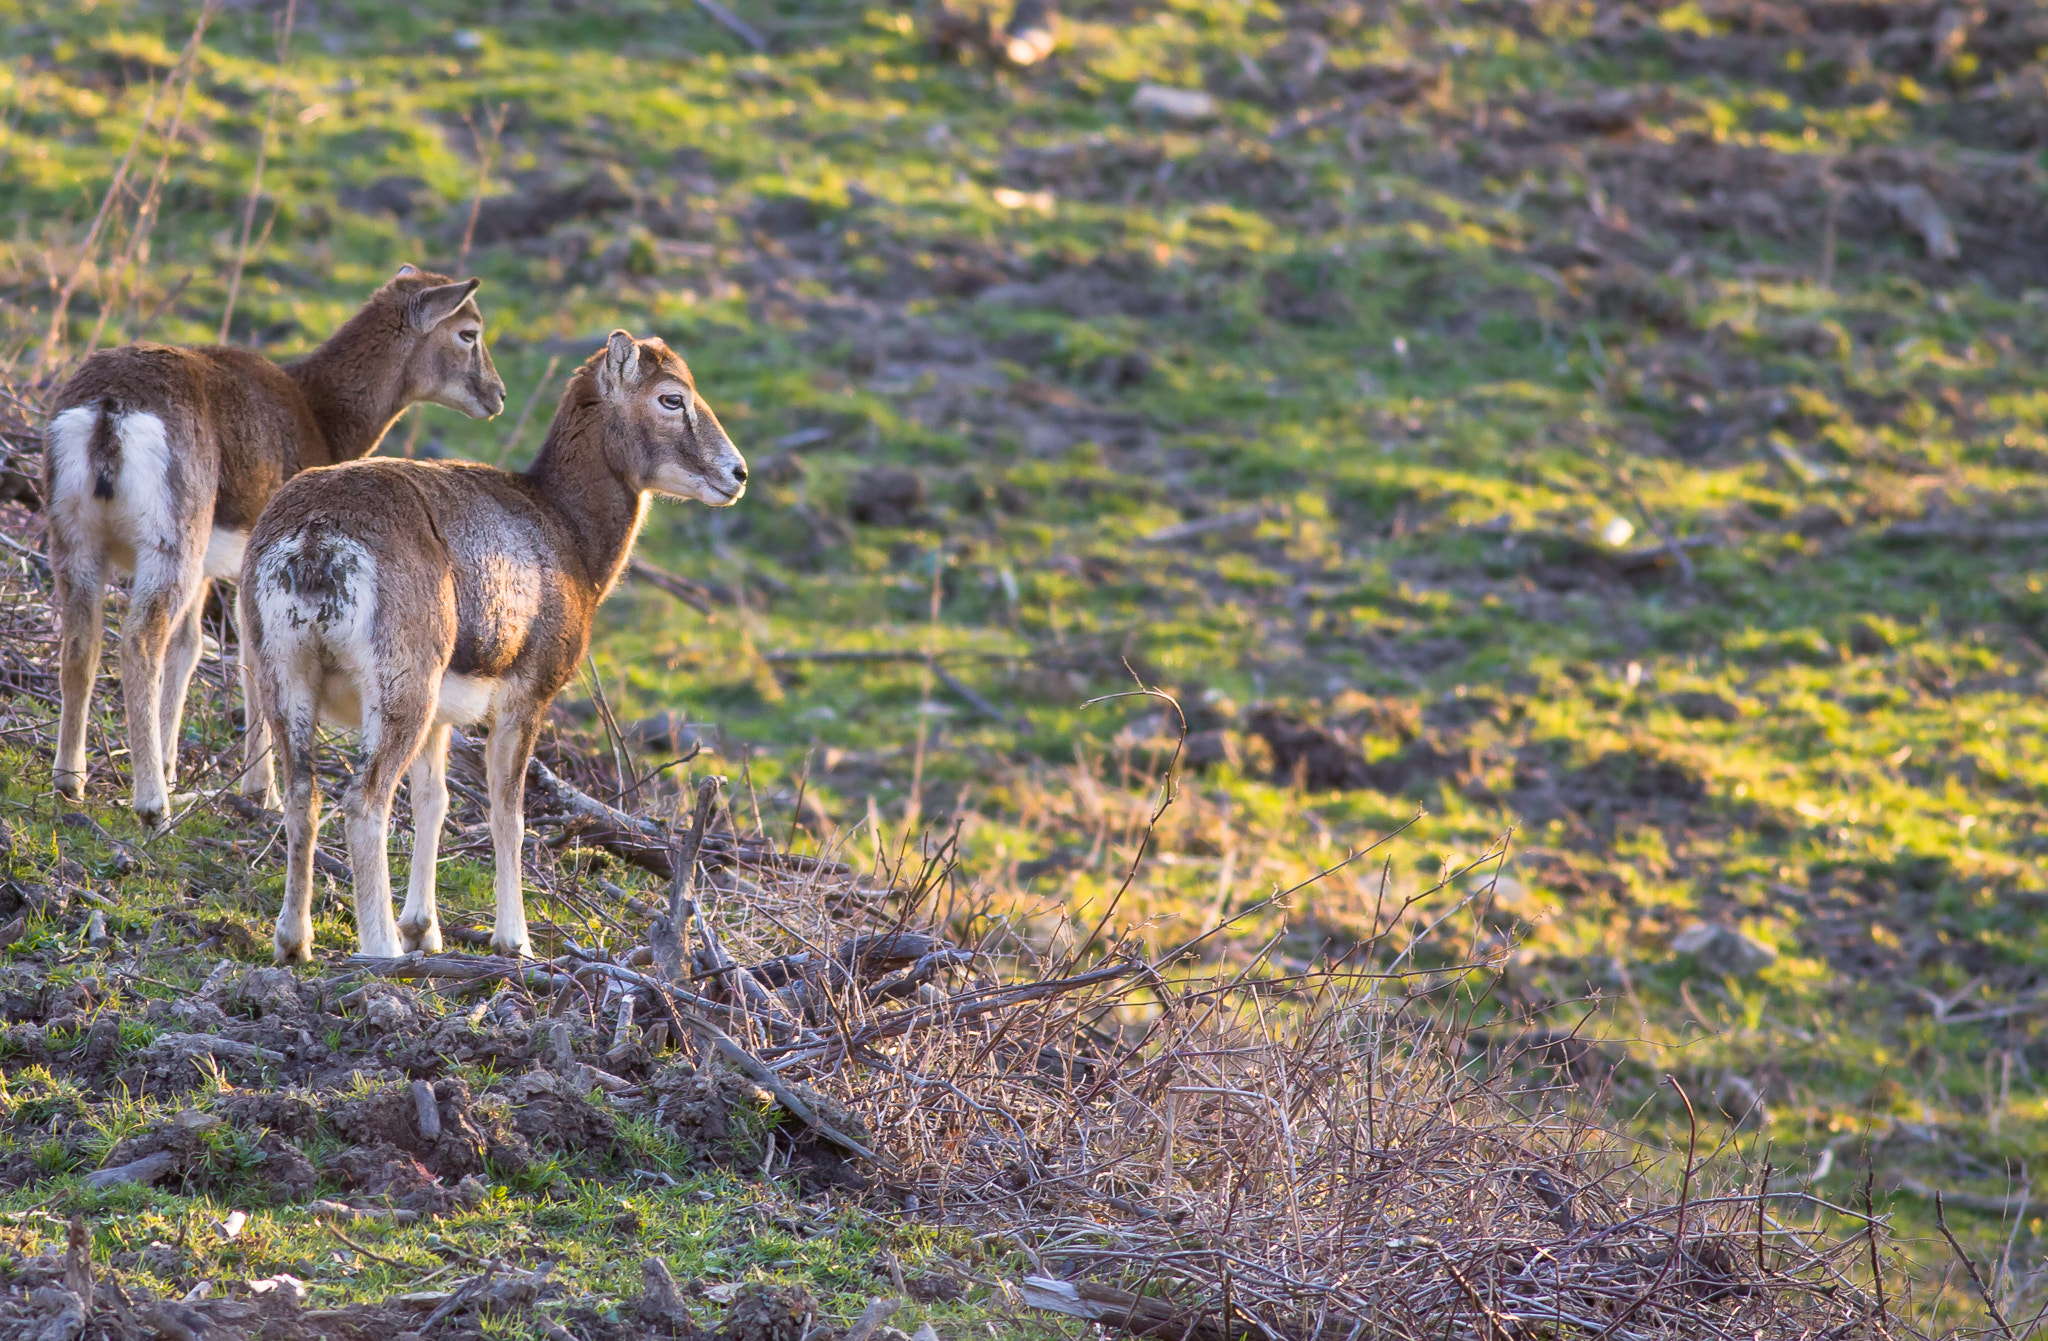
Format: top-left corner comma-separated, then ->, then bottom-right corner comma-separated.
156,578 -> 210,796
269,688 -> 323,963
397,721 -> 452,954
50,550 -> 106,804
119,565 -> 193,831
237,642 -> 277,806
342,681 -> 433,962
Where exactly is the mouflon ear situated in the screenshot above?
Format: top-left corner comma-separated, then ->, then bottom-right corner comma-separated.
598,329 -> 642,396
395,263 -> 421,278
408,279 -> 481,331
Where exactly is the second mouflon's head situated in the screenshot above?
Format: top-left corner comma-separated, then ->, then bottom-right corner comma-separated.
589,329 -> 746,505
381,264 -> 506,420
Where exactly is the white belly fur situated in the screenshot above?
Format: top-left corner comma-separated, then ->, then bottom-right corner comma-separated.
204,527 -> 248,582
436,673 -> 500,726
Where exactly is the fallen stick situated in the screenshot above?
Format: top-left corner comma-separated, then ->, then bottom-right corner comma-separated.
566,958 -> 722,1012
933,664 -> 1031,732
683,1012 -> 882,1164
628,558 -> 717,615
568,947 -> 862,1153
84,1150 -> 180,1190
1138,507 -> 1267,548
327,1223 -> 411,1268
768,961 -> 1139,1062
308,1200 -> 421,1225
693,0 -> 767,51
144,1032 -> 289,1066
845,1298 -> 901,1341
1018,1276 -> 1259,1341
344,954 -> 576,994
870,947 -> 975,1002
749,931 -> 956,989
1882,518 -> 2048,545
514,748 -> 852,878
564,956 -> 811,1049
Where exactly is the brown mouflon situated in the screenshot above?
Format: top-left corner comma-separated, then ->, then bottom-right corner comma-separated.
241,330 -> 747,961
43,267 -> 505,830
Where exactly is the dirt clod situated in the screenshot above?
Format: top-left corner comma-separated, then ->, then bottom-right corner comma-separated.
718,1283 -> 815,1341
847,468 -> 927,527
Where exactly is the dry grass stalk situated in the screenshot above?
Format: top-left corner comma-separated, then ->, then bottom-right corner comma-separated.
218,0 -> 300,345
493,352 -> 561,467
82,0 -> 220,363
455,102 -> 509,274
33,10 -> 212,379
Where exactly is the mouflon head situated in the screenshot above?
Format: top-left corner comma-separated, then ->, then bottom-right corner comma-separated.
591,329 -> 746,505
380,264 -> 506,420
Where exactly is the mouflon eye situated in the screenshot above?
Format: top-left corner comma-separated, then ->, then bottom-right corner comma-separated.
660,393 -> 686,410
459,329 -> 479,345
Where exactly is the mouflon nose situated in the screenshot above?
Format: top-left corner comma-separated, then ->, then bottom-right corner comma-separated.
731,463 -> 748,484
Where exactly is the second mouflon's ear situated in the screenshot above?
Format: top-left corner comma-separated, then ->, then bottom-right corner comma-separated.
395,263 -> 421,278
408,278 -> 481,331
597,329 -> 643,396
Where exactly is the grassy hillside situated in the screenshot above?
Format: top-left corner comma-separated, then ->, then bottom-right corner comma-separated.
7,0 -> 2048,1330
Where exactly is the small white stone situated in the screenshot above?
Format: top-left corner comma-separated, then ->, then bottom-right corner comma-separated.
1130,84 -> 1217,121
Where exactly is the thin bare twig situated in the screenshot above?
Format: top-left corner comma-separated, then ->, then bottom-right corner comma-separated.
1935,1192 -> 2016,1341
455,102 -> 508,274
218,0 -> 299,345
492,353 -> 560,467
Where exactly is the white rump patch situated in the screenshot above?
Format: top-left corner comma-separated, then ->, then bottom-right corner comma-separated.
251,531 -> 378,729
435,673 -> 500,727
204,527 -> 248,582
44,407 -> 97,506
42,408 -> 185,575
111,411 -> 177,546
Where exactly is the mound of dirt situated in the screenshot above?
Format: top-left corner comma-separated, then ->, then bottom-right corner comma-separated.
469,165 -> 638,245
717,1283 -> 816,1341
1246,709 -> 1458,794
638,1063 -> 869,1193
847,467 -> 928,526
492,1067 -> 629,1173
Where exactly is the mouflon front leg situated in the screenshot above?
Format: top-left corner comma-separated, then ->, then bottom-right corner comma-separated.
484,709 -> 544,959
342,683 -> 433,962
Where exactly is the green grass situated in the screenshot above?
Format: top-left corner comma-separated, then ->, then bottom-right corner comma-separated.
9,0 -> 2048,1329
